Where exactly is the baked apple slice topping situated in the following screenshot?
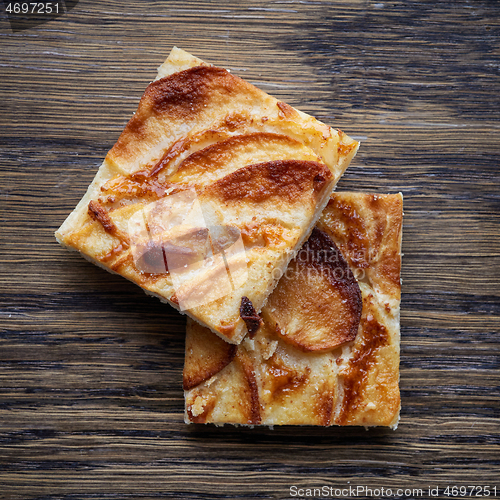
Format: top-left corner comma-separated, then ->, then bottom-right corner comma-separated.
264,228 -> 362,352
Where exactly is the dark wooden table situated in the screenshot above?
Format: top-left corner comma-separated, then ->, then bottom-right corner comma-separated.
1,1 -> 499,499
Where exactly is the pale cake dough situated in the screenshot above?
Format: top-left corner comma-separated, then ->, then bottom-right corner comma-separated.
184,192 -> 403,428
55,47 -> 359,345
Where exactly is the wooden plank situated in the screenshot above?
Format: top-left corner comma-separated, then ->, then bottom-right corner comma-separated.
1,0 -> 499,498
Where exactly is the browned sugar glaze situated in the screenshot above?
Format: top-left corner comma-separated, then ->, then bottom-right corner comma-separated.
337,304 -> 390,425
320,194 -> 402,300
78,69 -> 332,288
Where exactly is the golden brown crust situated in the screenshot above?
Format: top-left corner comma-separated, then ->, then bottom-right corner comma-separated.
333,288 -> 401,427
263,352 -> 311,399
337,299 -> 391,425
168,132 -> 321,190
148,66 -> 225,116
337,129 -> 358,157
174,132 -> 308,178
110,67 -> 235,163
206,160 -> 331,204
240,222 -> 288,249
276,101 -> 297,119
88,200 -> 117,235
257,338 -> 336,426
99,176 -> 168,207
186,391 -> 217,424
108,65 -> 274,170
318,193 -> 403,301
235,349 -> 262,424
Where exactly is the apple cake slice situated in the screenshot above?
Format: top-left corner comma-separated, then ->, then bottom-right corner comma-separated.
55,47 -> 359,344
184,192 -> 403,427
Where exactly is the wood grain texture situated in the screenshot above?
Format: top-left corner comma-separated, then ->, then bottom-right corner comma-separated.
0,0 -> 499,499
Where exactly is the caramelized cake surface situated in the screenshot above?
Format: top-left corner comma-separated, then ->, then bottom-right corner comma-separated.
184,192 -> 403,427
56,47 -> 359,344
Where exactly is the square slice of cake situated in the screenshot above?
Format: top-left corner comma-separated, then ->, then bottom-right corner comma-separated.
184,192 -> 403,428
55,47 -> 359,344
